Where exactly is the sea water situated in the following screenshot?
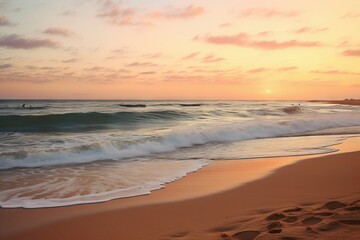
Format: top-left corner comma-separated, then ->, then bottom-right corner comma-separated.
0,100 -> 359,208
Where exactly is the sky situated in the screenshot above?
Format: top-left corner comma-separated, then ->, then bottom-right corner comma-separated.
0,0 -> 359,100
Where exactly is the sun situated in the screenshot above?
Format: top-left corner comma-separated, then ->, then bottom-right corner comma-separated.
266,89 -> 271,94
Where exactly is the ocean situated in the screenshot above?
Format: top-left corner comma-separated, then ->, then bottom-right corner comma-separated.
0,100 -> 360,208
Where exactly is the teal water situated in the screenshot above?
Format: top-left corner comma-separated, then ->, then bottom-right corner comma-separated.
0,100 -> 359,208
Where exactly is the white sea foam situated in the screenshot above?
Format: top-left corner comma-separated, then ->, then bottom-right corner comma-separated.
0,112 -> 359,169
1,101 -> 360,208
0,160 -> 208,208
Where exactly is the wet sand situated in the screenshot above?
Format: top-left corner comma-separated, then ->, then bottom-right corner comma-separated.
0,138 -> 359,240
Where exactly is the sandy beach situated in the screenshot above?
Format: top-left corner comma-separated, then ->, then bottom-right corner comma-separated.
1,136 -> 359,240
2,0 -> 360,239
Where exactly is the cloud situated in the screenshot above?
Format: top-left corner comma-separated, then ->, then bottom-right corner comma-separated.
219,22 -> 231,28
239,8 -> 300,18
201,33 -> 321,50
311,69 -> 360,75
247,66 -> 298,73
147,5 -> 204,19
96,0 -> 138,26
0,15 -> 14,26
43,27 -> 75,37
111,48 -> 126,54
97,1 -> 204,27
140,71 -> 156,75
0,63 -> 12,69
62,58 -> 77,63
61,10 -> 76,16
291,27 -> 328,34
105,48 -> 130,60
181,52 -> 200,60
0,34 -> 60,49
337,41 -> 360,48
84,66 -> 110,71
126,62 -> 158,67
342,49 -> 360,57
277,66 -> 298,71
247,68 -> 269,73
257,31 -> 271,37
142,52 -> 162,59
342,12 -> 360,18
202,55 -> 225,63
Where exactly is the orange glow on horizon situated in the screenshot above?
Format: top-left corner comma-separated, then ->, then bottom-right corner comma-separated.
0,0 -> 359,100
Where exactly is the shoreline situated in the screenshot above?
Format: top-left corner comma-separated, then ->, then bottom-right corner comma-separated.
1,137 -> 359,239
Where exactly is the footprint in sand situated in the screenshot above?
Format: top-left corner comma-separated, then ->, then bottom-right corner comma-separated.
267,221 -> 283,234
231,230 -> 260,240
302,216 -> 322,225
282,216 -> 298,223
338,219 -> 360,225
314,211 -> 333,216
283,207 -> 302,213
345,205 -> 360,211
323,201 -> 346,210
268,229 -> 282,234
168,231 -> 189,238
267,221 -> 283,230
317,220 -> 341,231
305,226 -> 318,235
266,213 -> 286,221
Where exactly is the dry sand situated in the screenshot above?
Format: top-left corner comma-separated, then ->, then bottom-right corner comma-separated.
0,138 -> 359,240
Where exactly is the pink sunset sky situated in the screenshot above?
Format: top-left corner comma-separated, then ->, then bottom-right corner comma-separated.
0,0 -> 359,99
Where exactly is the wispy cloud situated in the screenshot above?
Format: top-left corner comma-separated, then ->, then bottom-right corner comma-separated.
142,52 -> 162,59
96,0 -> 138,26
277,66 -> 298,71
342,12 -> 360,18
62,58 -> 77,63
181,52 -> 200,60
0,34 -> 60,49
337,41 -> 360,48
342,49 -> 360,57
61,10 -> 76,16
311,69 -> 360,75
219,22 -> 231,28
291,27 -> 328,34
239,8 -> 300,18
0,63 -> 12,69
257,31 -> 271,37
0,15 -> 15,26
200,33 -> 321,50
43,27 -> 75,37
246,66 -> 298,73
105,48 -> 130,60
147,5 -> 204,19
84,66 -> 112,71
140,71 -> 156,75
97,1 -> 204,27
202,55 -> 225,63
247,68 -> 269,73
126,62 -> 158,67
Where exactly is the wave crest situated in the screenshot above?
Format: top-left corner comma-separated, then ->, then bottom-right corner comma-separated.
0,110 -> 188,132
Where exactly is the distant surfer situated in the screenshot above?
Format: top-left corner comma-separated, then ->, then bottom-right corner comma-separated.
21,104 -> 32,108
